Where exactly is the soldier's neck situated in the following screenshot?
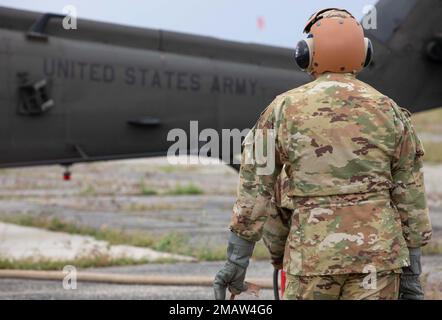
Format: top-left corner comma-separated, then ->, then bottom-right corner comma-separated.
314,72 -> 357,80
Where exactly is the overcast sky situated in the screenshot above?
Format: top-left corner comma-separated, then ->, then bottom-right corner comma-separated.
0,0 -> 377,48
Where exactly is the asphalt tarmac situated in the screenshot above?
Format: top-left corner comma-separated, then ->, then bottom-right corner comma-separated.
1,257 -> 442,300
0,261 -> 275,300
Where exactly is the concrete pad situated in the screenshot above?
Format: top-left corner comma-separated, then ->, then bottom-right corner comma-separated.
0,222 -> 195,262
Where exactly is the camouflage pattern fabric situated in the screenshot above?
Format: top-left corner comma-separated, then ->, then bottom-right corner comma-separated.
284,269 -> 401,300
261,170 -> 293,268
262,195 -> 291,268
235,127 -> 292,268
230,72 -> 432,276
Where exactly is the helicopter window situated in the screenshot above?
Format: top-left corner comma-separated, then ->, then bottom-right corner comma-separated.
18,78 -> 54,115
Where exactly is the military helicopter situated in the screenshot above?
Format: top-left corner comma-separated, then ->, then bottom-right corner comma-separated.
0,0 -> 440,174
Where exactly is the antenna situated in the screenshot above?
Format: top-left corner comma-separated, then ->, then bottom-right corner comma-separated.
27,13 -> 65,40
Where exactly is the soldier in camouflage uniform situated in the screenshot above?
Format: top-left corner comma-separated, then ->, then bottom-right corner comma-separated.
214,8 -> 432,300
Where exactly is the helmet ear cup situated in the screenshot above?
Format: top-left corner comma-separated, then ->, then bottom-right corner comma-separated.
294,38 -> 314,71
296,37 -> 371,72
363,38 -> 373,67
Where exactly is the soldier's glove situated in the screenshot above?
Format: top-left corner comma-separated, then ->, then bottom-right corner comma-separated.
399,247 -> 424,300
213,232 -> 255,300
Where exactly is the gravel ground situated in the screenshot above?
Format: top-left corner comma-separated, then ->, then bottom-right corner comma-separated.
0,256 -> 441,300
0,158 -> 441,247
0,261 -> 275,300
0,157 -> 441,299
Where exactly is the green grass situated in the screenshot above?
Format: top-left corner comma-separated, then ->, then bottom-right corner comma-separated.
149,233 -> 270,261
78,184 -> 96,196
158,165 -> 200,173
122,202 -> 176,212
422,241 -> 442,256
166,183 -> 204,195
421,141 -> 442,164
139,181 -> 158,196
252,241 -> 272,260
0,256 -> 151,270
411,107 -> 442,164
158,165 -> 178,173
1,215 -> 156,248
412,108 -> 442,135
148,233 -> 225,261
139,180 -> 204,196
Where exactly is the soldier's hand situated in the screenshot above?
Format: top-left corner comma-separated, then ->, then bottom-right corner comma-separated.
213,261 -> 248,300
213,232 -> 255,300
399,247 -> 424,300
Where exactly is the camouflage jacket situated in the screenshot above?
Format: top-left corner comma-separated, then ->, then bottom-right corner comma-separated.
230,72 -> 432,276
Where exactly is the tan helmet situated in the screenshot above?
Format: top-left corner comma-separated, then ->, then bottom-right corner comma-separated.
294,8 -> 373,75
